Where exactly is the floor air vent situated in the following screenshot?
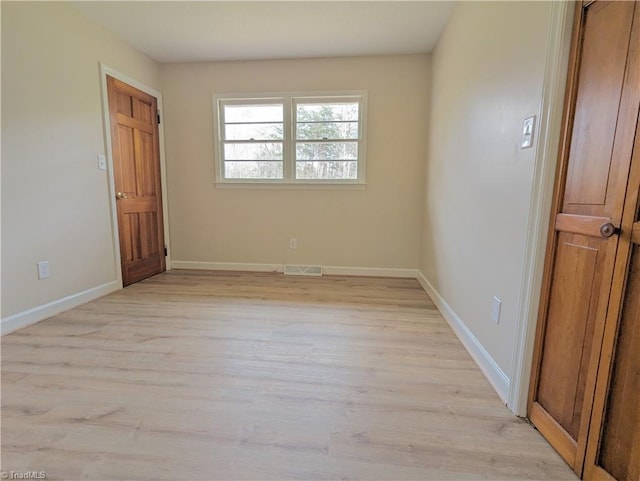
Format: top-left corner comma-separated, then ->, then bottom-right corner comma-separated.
284,265 -> 323,276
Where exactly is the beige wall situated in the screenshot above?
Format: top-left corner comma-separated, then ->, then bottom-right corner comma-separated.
1,2 -> 160,319
1,0 -> 558,404
421,2 -> 553,377
161,55 -> 429,270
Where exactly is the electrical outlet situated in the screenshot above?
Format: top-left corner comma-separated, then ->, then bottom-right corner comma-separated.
37,261 -> 50,280
491,296 -> 502,324
289,238 -> 297,250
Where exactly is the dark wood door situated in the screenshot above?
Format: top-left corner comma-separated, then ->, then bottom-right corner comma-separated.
107,75 -> 165,286
529,1 -> 639,476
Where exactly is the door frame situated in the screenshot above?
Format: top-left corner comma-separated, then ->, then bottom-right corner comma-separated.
99,63 -> 171,287
507,1 -> 575,416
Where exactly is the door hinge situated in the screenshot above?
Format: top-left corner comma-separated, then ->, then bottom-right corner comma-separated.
157,111 -> 161,124
163,245 -> 167,256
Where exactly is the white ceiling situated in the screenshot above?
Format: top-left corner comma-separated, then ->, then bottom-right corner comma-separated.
71,1 -> 455,63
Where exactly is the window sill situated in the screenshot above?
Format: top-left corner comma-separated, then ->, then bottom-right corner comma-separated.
214,181 -> 366,190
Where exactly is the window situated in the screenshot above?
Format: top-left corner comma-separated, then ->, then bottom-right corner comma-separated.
219,99 -> 284,180
294,99 -> 360,181
214,92 -> 367,184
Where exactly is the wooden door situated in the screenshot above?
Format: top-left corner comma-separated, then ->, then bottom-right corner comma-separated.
107,75 -> 166,286
583,88 -> 640,481
529,1 -> 639,476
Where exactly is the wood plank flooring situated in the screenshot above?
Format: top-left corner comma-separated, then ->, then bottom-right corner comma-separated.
1,270 -> 577,480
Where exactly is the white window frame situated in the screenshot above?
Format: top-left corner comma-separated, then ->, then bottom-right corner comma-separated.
216,96 -> 286,182
213,91 -> 367,186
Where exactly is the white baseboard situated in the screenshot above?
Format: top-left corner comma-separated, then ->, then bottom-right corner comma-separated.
417,271 -> 510,404
171,260 -> 417,279
1,280 -> 120,336
171,261 -> 284,273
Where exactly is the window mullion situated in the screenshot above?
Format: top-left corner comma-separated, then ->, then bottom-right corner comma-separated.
283,96 -> 294,181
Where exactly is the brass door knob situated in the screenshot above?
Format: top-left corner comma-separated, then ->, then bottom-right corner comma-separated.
116,192 -> 128,199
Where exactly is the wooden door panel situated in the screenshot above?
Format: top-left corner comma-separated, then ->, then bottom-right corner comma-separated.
598,247 -> 640,481
117,114 -> 153,134
564,1 -> 638,220
555,214 -> 612,238
132,97 -> 153,124
107,75 -> 165,286
115,90 -> 132,117
536,234 -> 610,440
121,213 -> 162,272
139,212 -> 159,260
138,131 -> 157,195
587,5 -> 640,480
116,125 -> 137,194
126,255 -> 163,283
585,114 -> 640,481
120,198 -> 158,215
530,2 -> 639,476
125,214 -> 140,261
632,221 -> 640,244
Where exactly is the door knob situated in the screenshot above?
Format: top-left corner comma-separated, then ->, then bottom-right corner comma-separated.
116,192 -> 128,199
599,222 -> 619,238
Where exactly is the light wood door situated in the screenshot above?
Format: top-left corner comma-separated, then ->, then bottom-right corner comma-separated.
529,1 -> 639,476
107,75 -> 165,286
583,87 -> 640,481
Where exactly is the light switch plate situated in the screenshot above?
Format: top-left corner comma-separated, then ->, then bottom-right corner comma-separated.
37,261 -> 50,280
491,296 -> 502,324
521,116 -> 536,149
97,154 -> 106,170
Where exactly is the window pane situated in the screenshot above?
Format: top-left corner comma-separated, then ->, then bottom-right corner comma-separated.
224,104 -> 283,123
224,142 -> 283,161
296,161 -> 358,180
225,123 -> 283,141
296,121 -> 358,140
225,161 -> 283,179
296,102 -> 359,122
296,142 -> 357,161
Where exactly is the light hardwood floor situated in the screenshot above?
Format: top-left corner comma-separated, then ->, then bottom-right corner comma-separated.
1,271 -> 577,480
